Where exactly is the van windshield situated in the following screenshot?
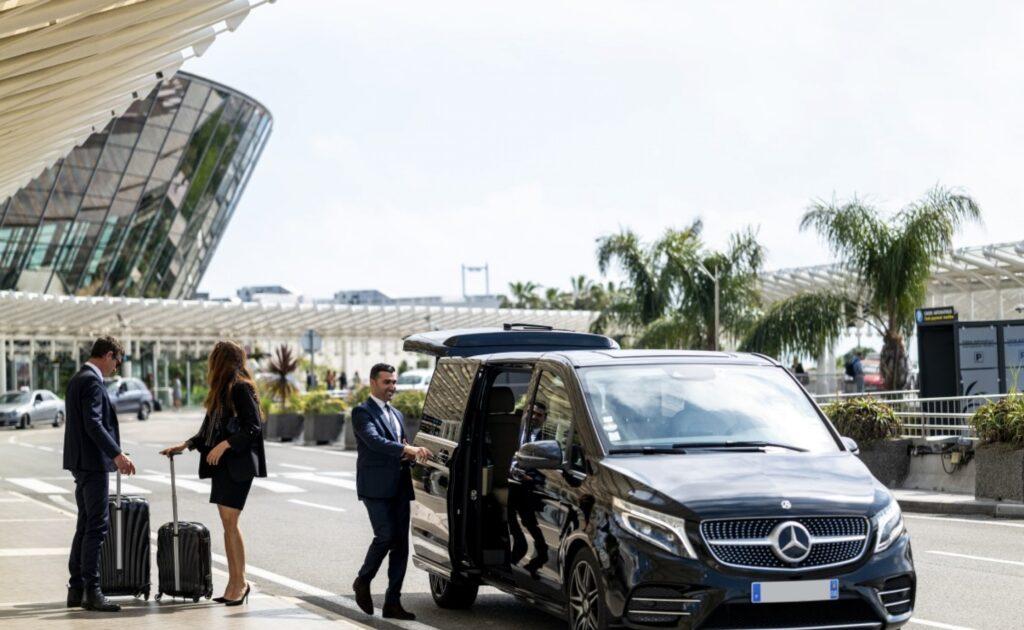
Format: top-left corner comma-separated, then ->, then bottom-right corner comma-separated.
578,364 -> 839,453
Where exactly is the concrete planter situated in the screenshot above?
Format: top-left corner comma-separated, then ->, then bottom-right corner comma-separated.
975,444 -> 1024,502
339,416 -> 359,450
266,413 -> 304,442
303,413 -> 344,445
857,439 -> 912,488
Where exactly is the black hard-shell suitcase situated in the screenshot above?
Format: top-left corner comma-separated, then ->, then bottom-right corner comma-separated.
99,471 -> 151,599
155,454 -> 213,602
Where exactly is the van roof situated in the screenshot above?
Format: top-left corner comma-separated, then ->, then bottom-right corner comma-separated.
403,326 -> 618,357
474,349 -> 779,367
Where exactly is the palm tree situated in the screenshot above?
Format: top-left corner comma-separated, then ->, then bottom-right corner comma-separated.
741,186 -> 981,389
501,281 -> 542,309
595,221 -> 764,349
267,344 -> 298,403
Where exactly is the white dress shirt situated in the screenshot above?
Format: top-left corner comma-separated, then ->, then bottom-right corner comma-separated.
369,395 -> 403,440
84,361 -> 104,381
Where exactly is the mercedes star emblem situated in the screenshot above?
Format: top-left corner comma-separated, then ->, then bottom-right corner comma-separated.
781,500 -> 792,510
769,521 -> 812,563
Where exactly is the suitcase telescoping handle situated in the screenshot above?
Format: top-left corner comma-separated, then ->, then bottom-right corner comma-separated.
168,453 -> 181,592
115,456 -> 125,572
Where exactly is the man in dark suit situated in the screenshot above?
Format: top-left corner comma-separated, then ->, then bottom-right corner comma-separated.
63,336 -> 136,612
351,363 -> 431,620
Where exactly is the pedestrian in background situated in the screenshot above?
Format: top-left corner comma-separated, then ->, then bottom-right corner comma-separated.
852,351 -> 866,393
161,340 -> 267,606
63,336 -> 136,612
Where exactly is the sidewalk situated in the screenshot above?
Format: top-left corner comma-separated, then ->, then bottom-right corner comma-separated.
894,488 -> 1024,518
0,488 -> 363,630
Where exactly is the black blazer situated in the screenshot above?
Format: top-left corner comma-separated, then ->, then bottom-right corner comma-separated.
187,382 -> 267,482
63,366 -> 121,473
352,399 -> 411,500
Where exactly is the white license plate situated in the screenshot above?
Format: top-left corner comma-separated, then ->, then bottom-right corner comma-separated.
751,579 -> 839,604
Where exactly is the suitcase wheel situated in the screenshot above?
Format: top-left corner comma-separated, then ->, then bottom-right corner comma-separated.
155,592 -> 162,602
192,596 -> 200,603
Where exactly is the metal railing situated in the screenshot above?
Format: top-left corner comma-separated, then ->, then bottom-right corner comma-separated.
813,390 -> 920,405
813,391 -> 1008,439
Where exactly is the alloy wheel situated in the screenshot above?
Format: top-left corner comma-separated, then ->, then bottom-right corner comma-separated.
569,559 -> 599,630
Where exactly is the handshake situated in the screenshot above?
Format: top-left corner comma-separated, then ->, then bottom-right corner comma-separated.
401,441 -> 432,463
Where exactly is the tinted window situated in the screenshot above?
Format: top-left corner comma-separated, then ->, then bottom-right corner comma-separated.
579,364 -> 839,453
0,392 -> 29,404
523,371 -> 573,457
421,358 -> 479,444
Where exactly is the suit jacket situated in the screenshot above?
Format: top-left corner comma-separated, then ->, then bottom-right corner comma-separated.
352,398 -> 412,500
187,382 -> 267,482
63,366 -> 121,473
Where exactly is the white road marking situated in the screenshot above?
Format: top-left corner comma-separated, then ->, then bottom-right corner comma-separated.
320,471 -> 354,477
108,477 -> 152,495
279,463 -> 316,471
135,474 -> 210,494
252,479 -> 306,493
6,478 -> 70,494
35,445 -> 54,452
909,618 -> 977,629
289,445 -> 356,458
282,472 -> 357,491
0,518 -> 68,522
906,514 -> 1024,529
926,550 -> 1024,568
0,547 -> 67,557
288,499 -> 347,513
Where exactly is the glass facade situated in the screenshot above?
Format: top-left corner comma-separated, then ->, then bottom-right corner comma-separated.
0,72 -> 272,299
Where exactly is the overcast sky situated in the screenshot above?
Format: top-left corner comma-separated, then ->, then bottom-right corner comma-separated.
190,1 -> 1023,300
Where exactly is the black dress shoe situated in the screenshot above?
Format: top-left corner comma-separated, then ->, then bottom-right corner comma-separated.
81,588 -> 120,612
382,602 -> 416,620
67,586 -> 83,608
352,577 -> 373,615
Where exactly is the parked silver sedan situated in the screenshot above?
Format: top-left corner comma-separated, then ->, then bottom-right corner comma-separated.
0,390 -> 66,429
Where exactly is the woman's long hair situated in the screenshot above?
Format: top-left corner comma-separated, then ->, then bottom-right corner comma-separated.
204,340 -> 261,420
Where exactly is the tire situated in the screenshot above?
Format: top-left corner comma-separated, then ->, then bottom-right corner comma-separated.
17,414 -> 29,430
567,547 -> 609,630
52,411 -> 64,428
138,402 -> 150,421
428,573 -> 478,609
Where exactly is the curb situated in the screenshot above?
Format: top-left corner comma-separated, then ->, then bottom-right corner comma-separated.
897,498 -> 1024,519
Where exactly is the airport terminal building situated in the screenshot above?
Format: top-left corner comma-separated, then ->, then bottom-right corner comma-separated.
0,72 -> 272,299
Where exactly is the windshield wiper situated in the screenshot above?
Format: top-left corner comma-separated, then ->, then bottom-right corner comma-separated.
608,446 -> 688,455
670,440 -> 808,452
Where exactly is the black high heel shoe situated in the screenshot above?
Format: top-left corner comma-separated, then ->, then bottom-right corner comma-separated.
212,596 -> 228,603
224,584 -> 251,607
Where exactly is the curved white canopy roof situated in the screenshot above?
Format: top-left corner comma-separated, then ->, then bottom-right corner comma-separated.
0,0 -> 272,202
760,241 -> 1024,321
0,291 -> 599,341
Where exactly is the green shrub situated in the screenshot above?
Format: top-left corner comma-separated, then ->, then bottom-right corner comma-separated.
268,393 -> 302,415
392,390 -> 426,419
970,393 -> 1024,448
820,398 -> 902,444
301,390 -> 346,415
347,385 -> 370,406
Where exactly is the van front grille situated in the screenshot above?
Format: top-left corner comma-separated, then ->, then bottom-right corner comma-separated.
700,517 -> 869,571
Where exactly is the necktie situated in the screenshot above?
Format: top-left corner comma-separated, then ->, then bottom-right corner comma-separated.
383,403 -> 401,439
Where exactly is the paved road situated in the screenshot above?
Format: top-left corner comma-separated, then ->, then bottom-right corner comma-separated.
1,413 -> 1021,629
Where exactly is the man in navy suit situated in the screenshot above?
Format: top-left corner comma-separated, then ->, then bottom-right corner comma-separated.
63,336 -> 136,612
351,363 -> 431,620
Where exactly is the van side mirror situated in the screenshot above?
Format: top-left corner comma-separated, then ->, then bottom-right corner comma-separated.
515,440 -> 564,470
841,436 -> 860,455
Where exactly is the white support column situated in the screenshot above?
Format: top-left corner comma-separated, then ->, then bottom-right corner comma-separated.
161,342 -> 169,403
0,336 -> 6,394
75,341 -> 81,371
28,339 -> 35,390
50,341 -> 58,392
185,354 -> 192,408
153,340 -> 160,400
123,335 -> 133,379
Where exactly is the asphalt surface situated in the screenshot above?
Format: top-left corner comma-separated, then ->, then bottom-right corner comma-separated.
1,412 -> 1021,630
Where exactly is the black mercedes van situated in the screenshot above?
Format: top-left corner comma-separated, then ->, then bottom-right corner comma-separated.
407,327 -> 915,629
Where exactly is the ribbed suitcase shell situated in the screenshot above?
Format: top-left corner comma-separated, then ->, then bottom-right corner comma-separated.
99,495 -> 151,598
156,521 -> 213,600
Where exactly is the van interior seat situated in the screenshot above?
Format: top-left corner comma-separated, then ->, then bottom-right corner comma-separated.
486,386 -> 521,503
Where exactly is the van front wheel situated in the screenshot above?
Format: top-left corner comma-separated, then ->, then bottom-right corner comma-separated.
428,573 -> 478,609
567,547 -> 609,630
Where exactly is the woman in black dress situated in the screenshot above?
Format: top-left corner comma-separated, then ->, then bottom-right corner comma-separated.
161,340 -> 267,605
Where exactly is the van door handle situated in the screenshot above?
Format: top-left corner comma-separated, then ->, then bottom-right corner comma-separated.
469,489 -> 478,501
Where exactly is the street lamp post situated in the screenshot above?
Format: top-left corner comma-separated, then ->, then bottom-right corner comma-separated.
696,262 -> 720,351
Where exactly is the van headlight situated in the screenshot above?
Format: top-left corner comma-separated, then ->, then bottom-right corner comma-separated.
612,497 -> 697,559
873,498 -> 905,553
